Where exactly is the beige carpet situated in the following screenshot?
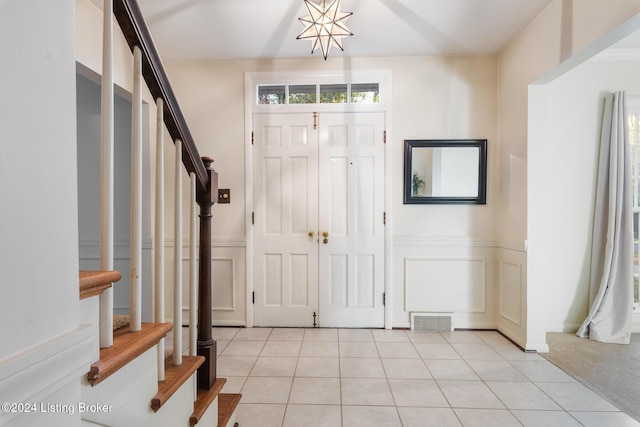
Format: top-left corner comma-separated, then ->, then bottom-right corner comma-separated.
113,315 -> 130,331
542,332 -> 640,422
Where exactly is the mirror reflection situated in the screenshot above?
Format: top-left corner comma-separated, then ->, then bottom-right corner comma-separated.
411,147 -> 480,197
404,139 -> 487,204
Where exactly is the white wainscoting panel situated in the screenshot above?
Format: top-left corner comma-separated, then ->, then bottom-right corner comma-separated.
211,258 -> 236,311
392,237 -> 497,329
404,257 -> 486,313
165,239 -> 246,326
498,258 -> 523,327
496,246 -> 526,348
179,256 -> 237,312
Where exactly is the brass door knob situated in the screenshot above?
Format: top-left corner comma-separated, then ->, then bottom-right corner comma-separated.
323,238 -> 329,244
322,231 -> 329,237
308,231 -> 315,237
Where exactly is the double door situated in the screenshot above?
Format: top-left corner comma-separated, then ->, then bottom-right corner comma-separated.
253,112 -> 385,327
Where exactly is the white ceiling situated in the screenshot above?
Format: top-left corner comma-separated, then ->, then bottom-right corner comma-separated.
106,0 -> 557,62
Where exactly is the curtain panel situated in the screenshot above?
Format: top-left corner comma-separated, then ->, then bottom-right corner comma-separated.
577,91 -> 633,344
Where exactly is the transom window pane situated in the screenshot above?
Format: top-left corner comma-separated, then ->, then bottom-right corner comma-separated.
320,84 -> 348,103
258,85 -> 285,105
289,85 -> 316,104
256,82 -> 381,105
351,83 -> 380,103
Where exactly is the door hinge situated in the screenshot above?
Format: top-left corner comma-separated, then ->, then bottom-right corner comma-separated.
251,212 -> 254,225
383,130 -> 387,144
383,212 -> 386,225
383,292 -> 386,306
252,291 -> 255,304
251,131 -> 254,145
313,112 -> 318,130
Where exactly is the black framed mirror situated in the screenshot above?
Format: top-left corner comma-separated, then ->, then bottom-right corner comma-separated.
403,139 -> 487,204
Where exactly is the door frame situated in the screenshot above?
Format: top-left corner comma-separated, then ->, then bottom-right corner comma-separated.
244,69 -> 394,329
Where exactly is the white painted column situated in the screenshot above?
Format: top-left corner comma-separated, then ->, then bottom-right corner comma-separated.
99,0 -> 114,349
129,46 -> 143,332
155,98 -> 166,380
189,172 -> 198,356
173,140 -> 183,366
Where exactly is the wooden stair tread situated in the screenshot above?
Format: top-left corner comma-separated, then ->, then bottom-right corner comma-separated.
218,393 -> 242,427
189,378 -> 227,426
79,270 -> 121,300
88,322 -> 172,386
151,355 -> 205,412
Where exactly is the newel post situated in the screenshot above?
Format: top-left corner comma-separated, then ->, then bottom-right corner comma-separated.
196,156 -> 218,389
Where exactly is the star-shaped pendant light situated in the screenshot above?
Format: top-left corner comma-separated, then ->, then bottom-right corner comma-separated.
297,0 -> 353,60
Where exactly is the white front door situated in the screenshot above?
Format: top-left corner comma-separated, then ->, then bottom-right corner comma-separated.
318,113 -> 386,327
253,113 -> 319,326
253,112 -> 385,327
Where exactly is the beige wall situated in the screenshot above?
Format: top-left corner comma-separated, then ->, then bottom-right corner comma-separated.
167,56 -> 498,239
497,0 -> 640,349
165,56 -> 499,328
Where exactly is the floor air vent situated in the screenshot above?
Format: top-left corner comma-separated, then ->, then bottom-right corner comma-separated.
410,312 -> 453,331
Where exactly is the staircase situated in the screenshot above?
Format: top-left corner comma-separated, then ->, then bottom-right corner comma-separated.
75,0 -> 242,425
79,271 -> 240,426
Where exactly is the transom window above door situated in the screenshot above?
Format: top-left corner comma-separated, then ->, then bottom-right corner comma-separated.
257,82 -> 380,105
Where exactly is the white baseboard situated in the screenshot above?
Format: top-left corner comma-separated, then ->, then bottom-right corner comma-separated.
546,323 -> 581,333
212,320 -> 247,327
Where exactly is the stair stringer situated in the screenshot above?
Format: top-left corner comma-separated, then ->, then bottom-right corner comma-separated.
80,346 -> 195,427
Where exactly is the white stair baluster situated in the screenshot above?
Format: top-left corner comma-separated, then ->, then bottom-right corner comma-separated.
99,0 -> 114,349
155,98 -> 166,380
189,172 -> 198,356
174,139 -> 183,366
129,46 -> 143,332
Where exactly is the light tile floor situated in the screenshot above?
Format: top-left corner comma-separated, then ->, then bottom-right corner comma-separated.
168,328 -> 640,427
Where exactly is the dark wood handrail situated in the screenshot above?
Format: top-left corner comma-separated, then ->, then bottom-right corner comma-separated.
113,0 -> 208,192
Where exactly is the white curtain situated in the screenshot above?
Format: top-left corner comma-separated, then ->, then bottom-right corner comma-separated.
577,91 -> 633,344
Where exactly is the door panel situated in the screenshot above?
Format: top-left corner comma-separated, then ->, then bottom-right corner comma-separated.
253,113 -> 318,326
318,113 -> 385,327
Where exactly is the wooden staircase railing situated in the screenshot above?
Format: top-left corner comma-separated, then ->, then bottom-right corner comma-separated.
111,0 -> 219,390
